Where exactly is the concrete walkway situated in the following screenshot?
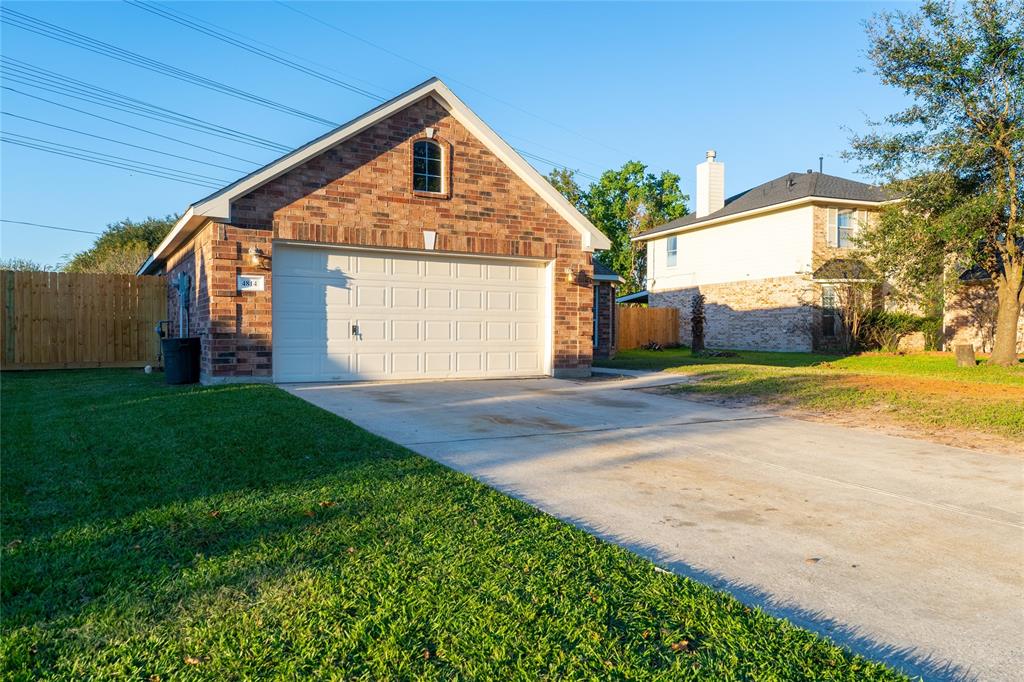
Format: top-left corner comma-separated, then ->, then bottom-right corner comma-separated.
285,374 -> 1024,681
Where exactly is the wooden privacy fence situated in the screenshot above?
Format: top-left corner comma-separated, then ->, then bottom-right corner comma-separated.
1,271 -> 167,370
616,306 -> 680,349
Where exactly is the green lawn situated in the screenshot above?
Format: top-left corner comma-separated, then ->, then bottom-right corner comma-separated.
598,349 -> 1024,439
0,370 -> 904,680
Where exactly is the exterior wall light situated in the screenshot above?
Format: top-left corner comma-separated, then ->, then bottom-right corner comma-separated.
247,246 -> 271,270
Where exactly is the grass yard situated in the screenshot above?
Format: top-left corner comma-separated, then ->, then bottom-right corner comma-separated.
0,370 -> 904,680
598,349 -> 1024,441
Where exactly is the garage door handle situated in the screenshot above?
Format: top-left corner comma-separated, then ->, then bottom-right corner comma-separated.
352,324 -> 360,338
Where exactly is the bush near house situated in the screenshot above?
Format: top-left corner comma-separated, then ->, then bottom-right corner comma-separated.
0,370 -> 903,680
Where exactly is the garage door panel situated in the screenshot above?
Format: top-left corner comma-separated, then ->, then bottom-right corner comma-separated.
392,287 -> 420,308
274,246 -> 548,381
392,320 -> 421,342
425,352 -> 452,373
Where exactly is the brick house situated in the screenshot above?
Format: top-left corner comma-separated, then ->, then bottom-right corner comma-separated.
634,151 -> 894,352
944,262 -> 1024,353
139,78 -> 611,383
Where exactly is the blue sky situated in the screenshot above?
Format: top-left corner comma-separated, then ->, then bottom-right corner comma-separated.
0,1 -> 908,267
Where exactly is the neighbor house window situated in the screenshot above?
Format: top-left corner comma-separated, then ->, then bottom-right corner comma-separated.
821,285 -> 838,337
837,209 -> 854,248
413,139 -> 443,193
666,236 -> 678,267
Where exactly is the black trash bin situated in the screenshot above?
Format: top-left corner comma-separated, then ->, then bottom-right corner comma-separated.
162,337 -> 201,385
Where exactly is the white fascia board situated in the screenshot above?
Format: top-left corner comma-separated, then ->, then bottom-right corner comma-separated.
429,81 -> 610,252
593,274 -> 624,283
142,78 -> 608,272
632,196 -> 900,243
137,207 -> 196,275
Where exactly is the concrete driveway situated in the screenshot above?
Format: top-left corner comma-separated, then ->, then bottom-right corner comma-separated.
285,374 -> 1023,681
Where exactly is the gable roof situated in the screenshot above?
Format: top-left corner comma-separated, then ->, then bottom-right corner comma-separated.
139,78 -> 609,274
634,171 -> 895,242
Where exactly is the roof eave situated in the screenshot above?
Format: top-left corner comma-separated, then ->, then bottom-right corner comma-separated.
141,77 -> 608,272
633,196 -> 900,243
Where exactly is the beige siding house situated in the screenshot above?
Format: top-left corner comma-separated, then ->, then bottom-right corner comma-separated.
635,152 -> 892,352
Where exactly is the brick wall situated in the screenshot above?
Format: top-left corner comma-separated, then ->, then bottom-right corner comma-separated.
944,281 -> 1024,353
593,281 -> 617,359
811,205 -> 878,270
162,95 -> 594,381
651,275 -> 814,352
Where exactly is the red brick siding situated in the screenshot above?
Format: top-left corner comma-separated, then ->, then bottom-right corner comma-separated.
162,95 -> 594,380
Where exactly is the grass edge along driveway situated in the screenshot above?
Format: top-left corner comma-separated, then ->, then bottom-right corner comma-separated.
1,370 -> 906,680
597,348 -> 1024,441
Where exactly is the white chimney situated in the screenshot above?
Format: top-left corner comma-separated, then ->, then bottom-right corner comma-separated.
695,149 -> 725,218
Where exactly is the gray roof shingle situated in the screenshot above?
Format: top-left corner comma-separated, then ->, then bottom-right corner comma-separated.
636,171 -> 892,240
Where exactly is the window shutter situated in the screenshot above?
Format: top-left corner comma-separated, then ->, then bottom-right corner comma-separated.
826,208 -> 838,247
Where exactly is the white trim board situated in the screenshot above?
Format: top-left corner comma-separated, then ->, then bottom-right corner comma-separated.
632,196 -> 898,243
139,78 -> 608,275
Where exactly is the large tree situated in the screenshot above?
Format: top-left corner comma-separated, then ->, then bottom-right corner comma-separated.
547,163 -> 688,294
849,0 -> 1023,365
63,215 -> 178,274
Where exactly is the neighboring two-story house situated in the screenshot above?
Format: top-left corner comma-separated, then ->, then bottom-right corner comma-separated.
634,151 -> 892,352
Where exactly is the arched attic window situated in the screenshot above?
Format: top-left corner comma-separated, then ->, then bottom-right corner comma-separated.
412,139 -> 444,194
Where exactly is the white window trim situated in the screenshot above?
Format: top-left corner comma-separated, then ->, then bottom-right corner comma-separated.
666,236 -> 678,268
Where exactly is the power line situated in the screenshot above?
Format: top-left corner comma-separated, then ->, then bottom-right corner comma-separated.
130,0 -> 388,97
1,135 -> 224,188
2,86 -> 264,166
2,9 -> 605,190
126,0 -> 387,102
0,6 -> 339,126
4,132 -> 230,182
1,57 -> 290,152
273,0 -> 629,157
516,149 -> 598,182
1,111 -> 250,174
0,219 -> 101,235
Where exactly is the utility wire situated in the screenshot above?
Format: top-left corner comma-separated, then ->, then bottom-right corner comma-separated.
0,219 -> 101,235
0,6 -> 339,126
2,9 -> 604,188
273,0 -> 629,157
1,135 -> 225,188
2,111 -> 250,174
125,0 -> 386,102
128,0 -> 388,97
1,58 -> 289,152
2,86 -> 264,166
3,132 -> 229,182
123,2 -> 601,179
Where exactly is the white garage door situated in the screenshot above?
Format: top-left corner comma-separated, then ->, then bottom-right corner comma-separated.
272,246 -> 551,382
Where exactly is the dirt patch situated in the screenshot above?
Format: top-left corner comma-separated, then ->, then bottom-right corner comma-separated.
646,387 -> 1023,457
834,374 -> 1024,401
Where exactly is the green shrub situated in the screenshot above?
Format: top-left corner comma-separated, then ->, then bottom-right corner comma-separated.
919,316 -> 943,351
858,310 -> 938,352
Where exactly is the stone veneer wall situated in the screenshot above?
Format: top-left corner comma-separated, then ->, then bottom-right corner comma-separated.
160,96 -> 595,382
651,275 -> 814,352
593,281 -> 617,359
